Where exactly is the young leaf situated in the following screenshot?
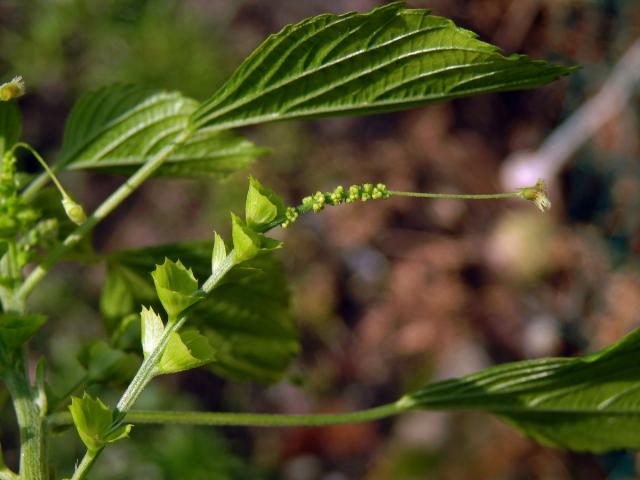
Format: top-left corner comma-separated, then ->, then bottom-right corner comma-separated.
231,213 -> 282,264
104,242 -> 298,383
401,327 -> 640,452
157,329 -> 216,375
0,312 -> 46,353
245,176 -> 285,231
211,232 -> 227,275
193,2 -> 575,130
59,84 -> 265,177
69,393 -> 132,453
151,258 -> 201,318
0,101 -> 21,158
140,306 -> 164,358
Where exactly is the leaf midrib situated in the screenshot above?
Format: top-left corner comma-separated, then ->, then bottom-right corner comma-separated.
196,20 -> 461,126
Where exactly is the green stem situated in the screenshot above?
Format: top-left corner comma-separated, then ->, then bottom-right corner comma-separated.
4,355 -> 47,480
17,129 -> 192,302
69,449 -> 99,480
51,402 -> 406,429
12,143 -> 72,200
114,316 -> 186,418
388,190 -> 519,200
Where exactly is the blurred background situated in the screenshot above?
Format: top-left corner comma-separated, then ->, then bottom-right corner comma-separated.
2,0 -> 640,478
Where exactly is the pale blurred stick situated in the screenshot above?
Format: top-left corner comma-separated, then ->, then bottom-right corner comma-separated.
501,38 -> 640,190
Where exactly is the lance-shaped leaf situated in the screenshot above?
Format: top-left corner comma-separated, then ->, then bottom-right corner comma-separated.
0,101 -> 20,157
69,393 -> 132,453
151,258 -> 201,318
193,2 -> 575,130
103,242 -> 298,382
59,84 -> 265,177
401,328 -> 640,453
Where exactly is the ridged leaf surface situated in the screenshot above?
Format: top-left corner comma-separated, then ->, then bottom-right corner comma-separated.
403,328 -> 640,452
60,84 -> 264,177
194,2 -> 575,130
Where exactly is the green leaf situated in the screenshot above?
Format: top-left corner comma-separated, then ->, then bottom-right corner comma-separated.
59,84 -> 265,177
0,101 -> 20,157
140,306 -> 164,358
69,393 -> 132,453
193,2 -> 575,130
151,258 -> 201,318
104,241 -> 298,382
78,341 -> 139,385
231,213 -> 282,264
195,255 -> 298,383
157,329 -> 216,375
100,260 -> 156,332
402,327 -> 640,452
245,176 -> 285,231
211,232 -> 227,275
0,312 -> 46,353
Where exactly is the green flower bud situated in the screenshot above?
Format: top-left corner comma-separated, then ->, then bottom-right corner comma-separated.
62,196 -> 87,226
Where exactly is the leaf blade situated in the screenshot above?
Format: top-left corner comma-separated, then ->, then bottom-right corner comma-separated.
194,3 -> 575,130
403,328 -> 640,452
60,84 -> 264,178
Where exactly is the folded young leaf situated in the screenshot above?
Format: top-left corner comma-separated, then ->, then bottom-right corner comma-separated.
193,2 -> 576,130
140,306 -> 165,358
401,327 -> 640,452
151,258 -> 201,318
157,329 -> 216,375
59,84 -> 266,177
0,101 -> 21,158
245,176 -> 286,231
231,213 -> 282,263
69,393 -> 132,453
211,232 -> 227,276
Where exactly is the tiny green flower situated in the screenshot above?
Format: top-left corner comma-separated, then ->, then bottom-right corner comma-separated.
518,179 -> 551,212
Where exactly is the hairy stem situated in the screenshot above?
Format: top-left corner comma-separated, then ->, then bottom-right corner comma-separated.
4,355 -> 47,480
17,129 -> 192,302
114,316 -> 186,417
69,449 -> 99,480
51,402 -> 407,429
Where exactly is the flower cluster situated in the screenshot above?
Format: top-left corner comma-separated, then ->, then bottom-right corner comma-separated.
282,183 -> 390,228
